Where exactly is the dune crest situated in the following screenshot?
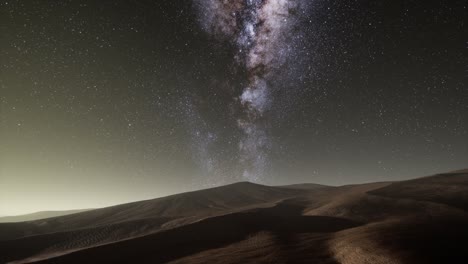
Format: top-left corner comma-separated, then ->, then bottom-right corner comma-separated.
1,170 -> 468,264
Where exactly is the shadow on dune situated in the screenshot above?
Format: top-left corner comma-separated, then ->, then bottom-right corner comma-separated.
33,202 -> 360,264
378,215 -> 468,264
0,217 -> 174,264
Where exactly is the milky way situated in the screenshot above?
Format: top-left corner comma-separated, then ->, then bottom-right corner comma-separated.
194,0 -> 309,181
2,0 -> 466,214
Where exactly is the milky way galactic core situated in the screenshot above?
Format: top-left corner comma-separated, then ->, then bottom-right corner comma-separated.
194,0 -> 310,181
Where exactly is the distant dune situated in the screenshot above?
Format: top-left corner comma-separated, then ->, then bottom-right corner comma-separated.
1,170 -> 468,263
0,210 -> 90,224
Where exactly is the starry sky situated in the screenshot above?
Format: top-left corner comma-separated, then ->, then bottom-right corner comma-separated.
1,0 -> 467,215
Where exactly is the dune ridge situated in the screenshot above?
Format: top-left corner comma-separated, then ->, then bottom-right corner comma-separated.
1,170 -> 467,263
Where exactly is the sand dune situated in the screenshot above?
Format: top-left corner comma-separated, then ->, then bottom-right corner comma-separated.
1,170 -> 467,263
0,210 -> 90,224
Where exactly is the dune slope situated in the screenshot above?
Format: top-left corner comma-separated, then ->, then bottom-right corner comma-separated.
1,170 -> 468,264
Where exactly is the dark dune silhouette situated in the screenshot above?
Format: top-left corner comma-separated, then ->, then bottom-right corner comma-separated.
0,210 -> 90,224
1,170 -> 468,264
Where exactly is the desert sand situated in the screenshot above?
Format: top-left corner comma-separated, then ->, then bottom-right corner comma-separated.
1,169 -> 467,263
0,210 -> 90,224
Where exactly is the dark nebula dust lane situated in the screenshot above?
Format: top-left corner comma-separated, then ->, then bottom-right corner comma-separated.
194,0 -> 312,181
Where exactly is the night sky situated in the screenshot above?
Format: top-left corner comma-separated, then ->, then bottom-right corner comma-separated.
1,0 -> 467,215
